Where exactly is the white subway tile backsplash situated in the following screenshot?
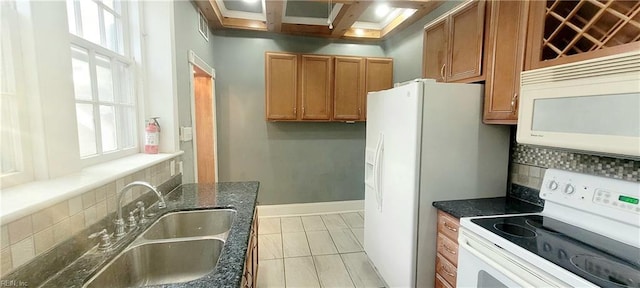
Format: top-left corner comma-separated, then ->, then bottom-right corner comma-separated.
1,159 -> 178,277
8,217 -> 32,245
81,191 -> 96,209
10,237 -> 34,267
33,227 -> 55,254
83,206 -> 97,227
1,248 -> 11,275
52,219 -> 70,244
1,226 -> 9,249
68,196 -> 83,216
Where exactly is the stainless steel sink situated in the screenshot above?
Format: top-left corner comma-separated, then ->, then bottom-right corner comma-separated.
84,239 -> 224,288
141,209 -> 236,240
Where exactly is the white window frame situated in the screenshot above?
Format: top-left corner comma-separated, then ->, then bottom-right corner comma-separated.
0,1 -> 34,188
67,0 -> 140,167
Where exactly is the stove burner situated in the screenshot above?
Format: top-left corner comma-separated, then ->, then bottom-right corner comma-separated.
525,218 -> 561,234
571,254 -> 640,288
493,223 -> 537,238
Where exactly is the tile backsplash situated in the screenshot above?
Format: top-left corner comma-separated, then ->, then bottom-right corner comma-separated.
510,143 -> 640,192
0,159 -> 179,276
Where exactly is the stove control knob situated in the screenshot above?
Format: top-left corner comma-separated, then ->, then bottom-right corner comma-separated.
548,180 -> 559,191
564,184 -> 575,194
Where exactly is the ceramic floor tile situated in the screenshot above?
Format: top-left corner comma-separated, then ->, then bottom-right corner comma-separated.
258,234 -> 283,260
259,218 -> 281,235
282,232 -> 311,258
328,229 -> 362,253
306,230 -> 338,255
351,228 -> 364,247
302,216 -> 327,231
281,216 -> 305,233
341,213 -> 364,229
341,252 -> 386,288
314,254 -> 355,288
321,214 -> 349,230
284,256 -> 320,288
257,259 -> 285,288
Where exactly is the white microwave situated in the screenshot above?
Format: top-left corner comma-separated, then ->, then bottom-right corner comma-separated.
517,51 -> 640,158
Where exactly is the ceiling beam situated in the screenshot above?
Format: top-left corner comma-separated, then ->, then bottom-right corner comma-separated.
194,0 -> 224,29
388,0 -> 441,10
330,1 -> 372,37
281,23 -> 333,37
265,0 -> 283,32
222,18 -> 268,31
381,1 -> 445,39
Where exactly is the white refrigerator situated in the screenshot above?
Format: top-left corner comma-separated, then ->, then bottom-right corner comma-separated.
364,79 -> 510,287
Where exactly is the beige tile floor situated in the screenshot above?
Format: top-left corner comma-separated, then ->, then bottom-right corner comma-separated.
257,211 -> 387,288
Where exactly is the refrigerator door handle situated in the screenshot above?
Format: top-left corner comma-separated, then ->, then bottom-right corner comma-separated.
374,133 -> 384,211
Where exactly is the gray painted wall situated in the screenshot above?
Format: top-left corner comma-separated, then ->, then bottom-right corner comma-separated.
383,1 -> 463,83
211,30 -> 384,204
173,1 -> 216,182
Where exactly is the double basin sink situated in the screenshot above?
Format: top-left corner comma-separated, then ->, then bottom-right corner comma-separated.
84,209 -> 236,287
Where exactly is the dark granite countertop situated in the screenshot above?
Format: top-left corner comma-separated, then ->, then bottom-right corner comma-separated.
432,197 -> 543,219
39,181 -> 259,288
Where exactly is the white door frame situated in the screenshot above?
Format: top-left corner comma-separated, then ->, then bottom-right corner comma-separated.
188,50 -> 218,183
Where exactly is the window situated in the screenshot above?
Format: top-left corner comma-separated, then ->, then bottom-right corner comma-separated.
66,0 -> 137,161
1,1 -> 32,186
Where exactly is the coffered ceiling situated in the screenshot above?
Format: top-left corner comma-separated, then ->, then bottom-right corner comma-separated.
195,0 -> 445,40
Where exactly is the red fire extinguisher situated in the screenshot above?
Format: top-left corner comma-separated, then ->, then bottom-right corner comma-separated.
144,117 -> 160,154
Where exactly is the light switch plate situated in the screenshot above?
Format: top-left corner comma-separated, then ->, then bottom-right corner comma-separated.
180,127 -> 193,141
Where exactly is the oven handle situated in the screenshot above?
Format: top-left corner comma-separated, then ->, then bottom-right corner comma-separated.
459,232 -> 537,287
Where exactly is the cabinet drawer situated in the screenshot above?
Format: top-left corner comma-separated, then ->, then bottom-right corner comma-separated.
437,211 -> 460,243
435,273 -> 453,288
437,233 -> 459,266
436,254 -> 457,287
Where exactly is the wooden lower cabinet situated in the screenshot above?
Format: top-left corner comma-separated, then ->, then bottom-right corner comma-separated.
435,211 -> 460,288
241,208 -> 259,288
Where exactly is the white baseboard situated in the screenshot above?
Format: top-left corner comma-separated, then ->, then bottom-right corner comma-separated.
257,200 -> 364,218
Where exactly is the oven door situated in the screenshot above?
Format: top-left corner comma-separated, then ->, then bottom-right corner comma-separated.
457,228 -> 567,288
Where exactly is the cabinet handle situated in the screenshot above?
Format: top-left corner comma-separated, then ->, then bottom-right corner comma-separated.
442,264 -> 455,277
358,107 -> 361,116
302,106 -> 305,115
443,244 -> 457,255
440,64 -> 446,80
510,93 -> 518,112
293,107 -> 297,115
443,222 -> 458,232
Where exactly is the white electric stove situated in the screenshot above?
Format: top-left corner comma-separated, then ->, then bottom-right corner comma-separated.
457,168 -> 640,287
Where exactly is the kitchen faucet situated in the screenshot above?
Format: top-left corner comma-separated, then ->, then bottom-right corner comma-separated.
114,181 -> 166,238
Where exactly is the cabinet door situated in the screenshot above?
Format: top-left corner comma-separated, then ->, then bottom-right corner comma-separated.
364,58 -> 393,120
446,0 -> 486,82
300,55 -> 333,120
334,56 -> 365,121
265,52 -> 298,120
525,0 -> 640,70
423,18 -> 447,82
483,0 -> 529,124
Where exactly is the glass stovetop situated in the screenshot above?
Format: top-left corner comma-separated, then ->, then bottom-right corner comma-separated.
471,215 -> 640,288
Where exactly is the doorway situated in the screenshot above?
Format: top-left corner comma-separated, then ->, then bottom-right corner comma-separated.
189,52 -> 217,184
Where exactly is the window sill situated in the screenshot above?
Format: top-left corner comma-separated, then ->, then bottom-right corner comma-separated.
0,152 -> 183,225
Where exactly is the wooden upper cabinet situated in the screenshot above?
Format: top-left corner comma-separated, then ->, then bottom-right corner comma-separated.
334,56 -> 365,121
483,0 -> 529,124
525,0 -> 640,70
265,52 -> 297,120
364,58 -> 393,120
300,55 -> 333,120
423,18 -> 448,82
422,0 -> 486,83
447,0 -> 486,82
